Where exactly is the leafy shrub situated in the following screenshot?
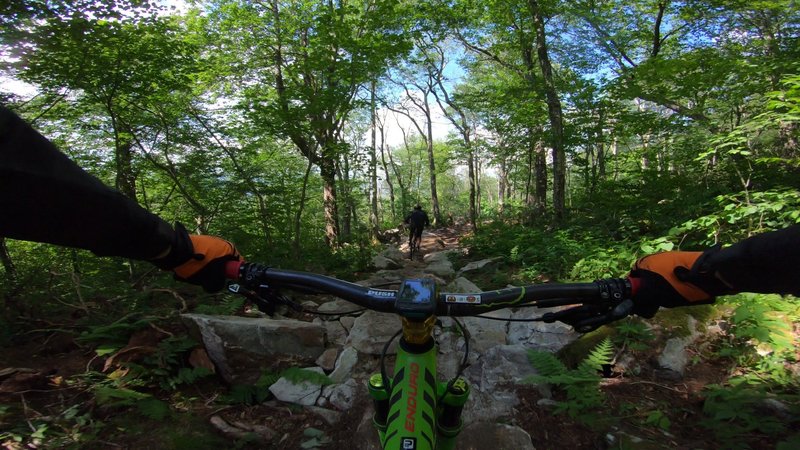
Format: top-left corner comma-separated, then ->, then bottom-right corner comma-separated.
225,371 -> 281,405
281,367 -> 334,386
464,222 -> 599,281
644,409 -> 671,431
94,386 -> 171,420
701,382 -> 793,448
570,242 -> 636,280
715,294 -> 799,385
669,189 -> 800,247
699,293 -> 800,448
121,335 -> 214,391
223,368 -> 332,405
194,295 -> 246,315
612,319 -> 655,352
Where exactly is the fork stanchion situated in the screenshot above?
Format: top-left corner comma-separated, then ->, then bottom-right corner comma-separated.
367,373 -> 390,441
436,377 -> 470,450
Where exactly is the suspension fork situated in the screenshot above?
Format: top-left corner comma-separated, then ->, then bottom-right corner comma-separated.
368,317 -> 470,450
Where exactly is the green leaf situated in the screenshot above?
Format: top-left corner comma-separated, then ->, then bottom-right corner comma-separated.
137,398 -> 170,420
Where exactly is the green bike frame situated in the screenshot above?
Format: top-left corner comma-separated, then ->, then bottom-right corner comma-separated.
367,280 -> 471,450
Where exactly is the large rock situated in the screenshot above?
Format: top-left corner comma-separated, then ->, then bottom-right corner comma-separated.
423,250 -> 454,264
353,409 -> 384,450
457,257 -> 502,277
378,228 -> 404,245
444,276 -> 482,293
461,344 -> 543,424
507,307 -> 580,352
460,309 -> 512,357
269,366 -> 326,406
181,314 -> 325,384
434,317 -> 466,380
657,316 -> 701,379
356,271 -> 447,288
307,406 -> 342,426
379,246 -> 405,263
315,348 -> 339,372
371,254 -> 401,270
458,422 -> 535,450
329,347 -> 359,383
320,319 -> 348,347
320,378 -> 359,411
316,298 -> 359,316
423,251 -> 456,278
346,310 -> 402,355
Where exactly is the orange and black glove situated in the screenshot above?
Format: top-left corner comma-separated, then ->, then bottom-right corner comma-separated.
628,247 -> 734,318
153,223 -> 242,292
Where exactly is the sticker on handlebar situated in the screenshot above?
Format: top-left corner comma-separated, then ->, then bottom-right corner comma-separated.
367,289 -> 396,298
444,294 -> 482,304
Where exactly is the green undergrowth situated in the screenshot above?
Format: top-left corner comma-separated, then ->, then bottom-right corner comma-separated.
526,338 -> 615,425
545,293 -> 799,449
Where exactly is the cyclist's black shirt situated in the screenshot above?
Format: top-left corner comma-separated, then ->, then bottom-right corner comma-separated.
0,105 -> 175,260
404,210 -> 430,230
701,224 -> 800,296
1,104 -> 800,292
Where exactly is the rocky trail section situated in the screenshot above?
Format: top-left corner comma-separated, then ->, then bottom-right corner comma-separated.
180,227 -> 705,448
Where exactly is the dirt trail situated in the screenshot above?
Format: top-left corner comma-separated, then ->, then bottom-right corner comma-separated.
396,225 -> 468,264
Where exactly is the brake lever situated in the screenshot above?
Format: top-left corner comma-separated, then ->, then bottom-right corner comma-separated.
543,298 -> 634,333
228,283 -> 303,316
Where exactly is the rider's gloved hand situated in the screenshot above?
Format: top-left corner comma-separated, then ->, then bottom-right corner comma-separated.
627,248 -> 734,318
152,223 -> 241,292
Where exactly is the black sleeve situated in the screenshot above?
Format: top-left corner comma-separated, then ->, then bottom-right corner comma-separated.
0,105 -> 176,260
706,224 -> 800,296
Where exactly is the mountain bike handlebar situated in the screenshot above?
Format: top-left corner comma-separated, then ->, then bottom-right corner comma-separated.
224,261 -> 635,332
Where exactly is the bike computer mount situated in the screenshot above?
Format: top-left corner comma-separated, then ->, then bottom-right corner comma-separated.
395,278 -> 437,319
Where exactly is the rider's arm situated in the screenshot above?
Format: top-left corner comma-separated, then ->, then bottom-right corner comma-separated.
0,106 -> 240,291
702,224 -> 800,295
0,105 -> 175,260
629,224 -> 800,316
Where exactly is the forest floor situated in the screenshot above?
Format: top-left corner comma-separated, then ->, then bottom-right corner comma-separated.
1,226 -> 797,449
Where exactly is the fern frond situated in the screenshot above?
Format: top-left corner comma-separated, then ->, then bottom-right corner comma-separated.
137,398 -> 170,420
527,349 -> 568,377
281,367 -> 334,386
577,338 -> 614,376
256,371 -> 282,388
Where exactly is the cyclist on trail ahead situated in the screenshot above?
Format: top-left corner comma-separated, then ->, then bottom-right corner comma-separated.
404,205 -> 430,248
2,104 -> 799,313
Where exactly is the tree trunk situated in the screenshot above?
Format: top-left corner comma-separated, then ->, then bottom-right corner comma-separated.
369,81 -> 380,240
337,157 -> 351,238
525,139 -> 534,214
319,157 -> 340,247
1,237 -> 18,300
112,120 -> 138,200
534,138 -> 547,215
425,113 -> 442,226
394,127 -> 411,213
498,157 -> 508,215
596,107 -> 606,181
379,127 -> 396,221
526,130 -> 547,221
475,156 -> 482,219
529,0 -> 566,221
293,159 -> 314,251
467,146 -> 477,232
